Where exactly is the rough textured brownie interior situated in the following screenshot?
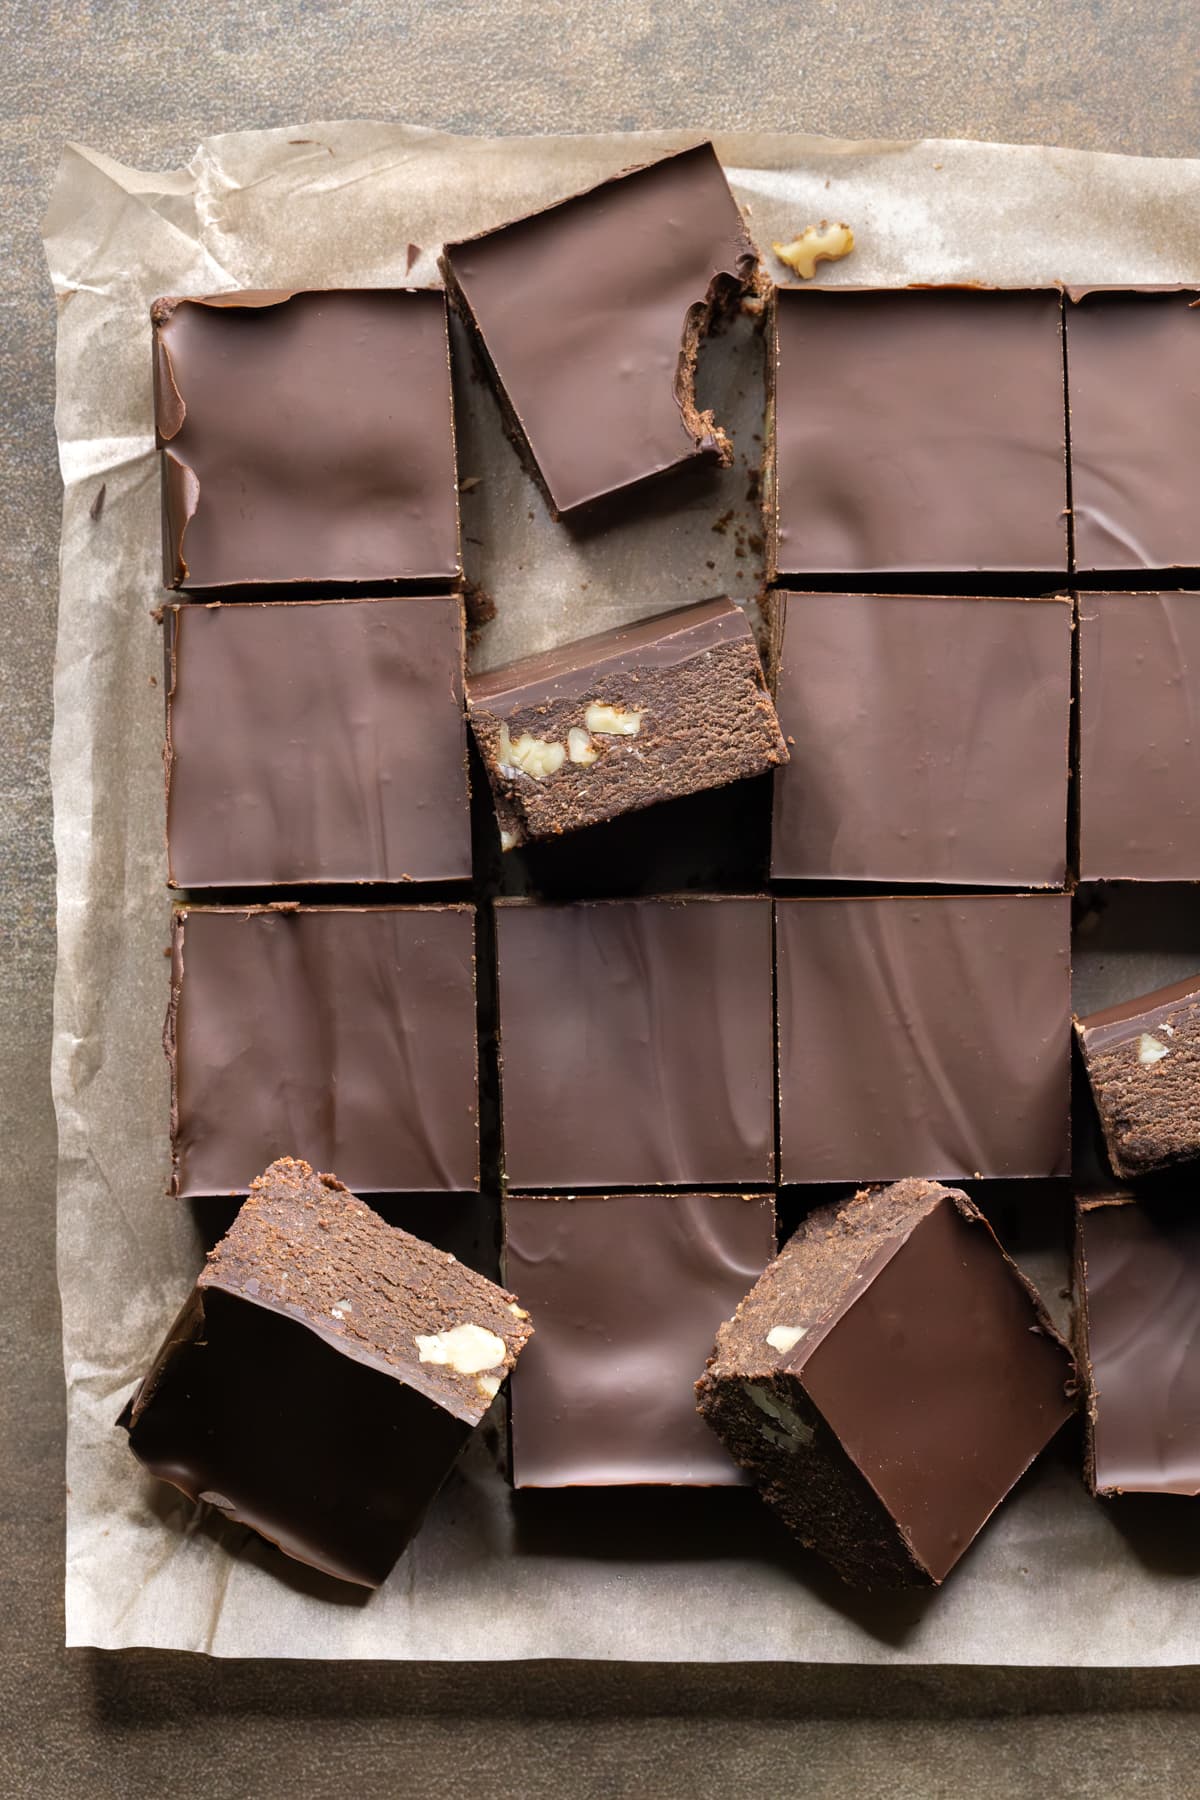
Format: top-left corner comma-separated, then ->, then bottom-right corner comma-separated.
202,1157 -> 531,1420
468,597 -> 787,846
1075,975 -> 1200,1177
697,1179 -> 1074,1589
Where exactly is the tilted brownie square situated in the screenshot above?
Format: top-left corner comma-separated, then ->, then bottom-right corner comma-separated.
440,143 -> 757,519
167,906 -> 479,1196
1075,975 -> 1200,1178
165,597 -> 470,886
153,288 -> 460,590
775,896 -> 1071,1182
769,287 -> 1067,578
120,1158 -> 532,1587
468,596 -> 787,849
770,591 -> 1071,886
697,1179 -> 1075,1586
495,896 -> 775,1188
505,1190 -> 776,1486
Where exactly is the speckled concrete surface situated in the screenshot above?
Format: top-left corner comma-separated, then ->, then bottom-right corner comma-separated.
3,4 -> 1199,1796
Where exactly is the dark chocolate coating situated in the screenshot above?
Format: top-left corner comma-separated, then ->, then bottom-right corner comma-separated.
776,896 -> 1071,1182
698,1180 -> 1075,1586
1066,288 -> 1200,572
771,288 -> 1068,577
1075,975 -> 1200,1177
1076,1196 -> 1200,1496
153,289 -> 460,589
468,596 -> 787,847
495,897 -> 775,1188
441,144 -> 756,517
770,592 -> 1071,885
1078,592 -> 1200,880
167,907 -> 479,1195
120,1159 -> 532,1586
505,1191 -> 775,1487
165,597 -> 471,886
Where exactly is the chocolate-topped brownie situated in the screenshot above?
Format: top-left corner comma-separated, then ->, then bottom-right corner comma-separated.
120,1158 -> 533,1587
165,597 -> 471,886
1066,287 -> 1200,574
769,287 -> 1068,578
468,596 -> 787,849
697,1180 -> 1075,1587
505,1191 -> 776,1487
441,143 -> 758,519
167,905 -> 479,1196
153,288 -> 460,589
1075,975 -> 1200,1177
1077,592 -> 1200,880
495,896 -> 774,1188
775,896 -> 1072,1182
1074,1194 -> 1200,1497
770,591 -> 1071,885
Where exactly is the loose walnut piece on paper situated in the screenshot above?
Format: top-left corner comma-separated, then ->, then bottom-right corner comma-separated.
772,221 -> 855,280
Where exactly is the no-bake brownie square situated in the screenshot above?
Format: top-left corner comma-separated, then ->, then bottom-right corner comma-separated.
1066,287 -> 1200,574
769,287 -> 1068,578
121,1157 -> 532,1587
770,591 -> 1071,885
1075,1194 -> 1200,1497
167,905 -> 479,1196
165,597 -> 471,887
153,288 -> 460,590
495,896 -> 775,1189
775,895 -> 1071,1182
440,143 -> 757,519
698,1179 -> 1075,1586
1078,591 -> 1200,880
1075,974 -> 1200,1178
505,1190 -> 776,1487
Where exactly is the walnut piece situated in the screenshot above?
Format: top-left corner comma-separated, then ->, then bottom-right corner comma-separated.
414,1322 -> 507,1376
772,221 -> 855,280
585,702 -> 643,737
498,722 -> 566,780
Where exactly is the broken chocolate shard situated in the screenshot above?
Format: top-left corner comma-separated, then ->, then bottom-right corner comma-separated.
119,1157 -> 533,1587
697,1179 -> 1075,1587
440,143 -> 758,519
152,288 -> 460,590
468,595 -> 787,848
1075,974 -> 1200,1177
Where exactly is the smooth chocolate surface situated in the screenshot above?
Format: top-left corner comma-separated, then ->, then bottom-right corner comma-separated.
468,596 -> 787,847
167,907 -> 478,1196
165,597 -> 470,886
770,591 -> 1071,885
776,896 -> 1072,1182
698,1180 -> 1075,1586
1078,592 -> 1200,879
120,1159 -> 532,1586
495,897 -> 774,1188
1075,975 -> 1200,1178
505,1191 -> 775,1487
153,289 -> 460,589
1076,1195 -> 1200,1496
771,287 -> 1068,577
440,143 -> 756,518
1066,288 -> 1200,573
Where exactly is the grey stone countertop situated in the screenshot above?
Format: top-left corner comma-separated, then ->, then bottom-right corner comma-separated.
3,2 -> 1198,1795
